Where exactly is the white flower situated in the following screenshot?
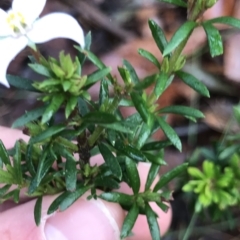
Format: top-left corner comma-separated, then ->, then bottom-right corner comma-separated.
0,0 -> 85,87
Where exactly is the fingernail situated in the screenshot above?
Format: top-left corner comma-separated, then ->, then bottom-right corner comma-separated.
44,197 -> 121,240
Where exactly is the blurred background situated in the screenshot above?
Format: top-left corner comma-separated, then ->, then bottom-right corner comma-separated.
1,0 -> 240,239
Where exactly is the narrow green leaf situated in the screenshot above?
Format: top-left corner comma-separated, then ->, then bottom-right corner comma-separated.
134,74 -> 157,90
7,74 -> 37,91
13,141 -> 23,184
0,140 -> 11,166
141,140 -> 172,151
148,19 -> 168,54
154,72 -> 169,98
136,122 -> 152,149
29,63 -> 51,77
85,67 -> 112,87
99,192 -> 133,206
157,0 -> 187,7
77,31 -> 92,65
99,78 -> 109,106
145,203 -> 161,240
158,105 -> 205,119
157,117 -> 182,151
121,203 -> 139,238
99,143 -> 122,180
0,184 -> 11,196
115,141 -> 147,162
118,66 -> 132,85
219,145 -> 240,160
94,177 -> 120,189
138,49 -> 161,69
156,201 -> 169,212
59,185 -> 91,211
154,163 -> 188,191
207,16 -> 240,29
42,94 -> 65,124
75,48 -> 114,83
12,106 -> 47,128
99,121 -> 135,134
145,164 -> 160,191
0,169 -> 15,184
78,97 -> 89,116
34,196 -> 42,226
30,124 -> 65,144
176,71 -> 210,97
144,152 -> 166,165
65,96 -> 78,119
130,92 -> 149,123
82,112 -> 117,124
163,21 -> 197,56
202,23 -> 223,57
48,191 -> 70,214
123,59 -> 140,84
65,153 -> 77,191
125,158 -> 140,194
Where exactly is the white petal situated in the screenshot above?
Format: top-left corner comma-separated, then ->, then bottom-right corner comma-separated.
12,0 -> 46,24
0,9 -> 11,36
27,13 -> 85,47
0,36 -> 27,87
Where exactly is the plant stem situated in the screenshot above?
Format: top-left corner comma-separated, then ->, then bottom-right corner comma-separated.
182,211 -> 198,240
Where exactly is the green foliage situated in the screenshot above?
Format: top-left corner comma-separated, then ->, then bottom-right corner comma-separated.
1,1 -> 238,239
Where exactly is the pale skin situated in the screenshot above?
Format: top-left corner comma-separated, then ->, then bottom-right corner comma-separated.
0,126 -> 172,240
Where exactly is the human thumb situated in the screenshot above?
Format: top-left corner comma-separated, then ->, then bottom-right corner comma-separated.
0,193 -> 125,240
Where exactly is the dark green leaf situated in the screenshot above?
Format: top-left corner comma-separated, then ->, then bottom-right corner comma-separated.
13,141 -> 23,184
85,67 -> 112,87
141,140 -> 172,151
136,122 -> 152,149
99,192 -> 133,206
94,177 -> 120,189
145,164 -> 160,191
29,63 -> 51,77
130,92 -> 149,123
98,121 -> 135,134
207,17 -> 240,29
125,158 -> 140,194
115,141 -> 147,162
157,0 -> 187,7
7,74 -> 37,91
28,147 -> 55,194
219,145 -> 240,160
145,203 -> 161,240
121,203 -> 139,238
75,48 -> 114,83
59,185 -> 91,211
144,152 -> 166,165
77,31 -> 92,64
30,124 -> 65,144
78,97 -> 89,116
48,191 -> 70,214
163,21 -> 197,56
34,196 -> 42,226
148,19 -> 168,54
156,201 -> 169,212
0,140 -> 11,167
82,112 -> 117,124
138,48 -> 161,69
26,144 -> 37,176
202,23 -> 223,57
12,106 -> 47,128
99,143 -> 122,180
0,184 -> 11,196
157,117 -> 182,151
99,78 -> 109,106
154,72 -> 169,98
158,105 -> 205,120
65,152 -> 77,191
134,74 -> 157,90
176,71 -> 210,97
123,59 -> 140,84
154,163 -> 188,191
42,94 -> 65,123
